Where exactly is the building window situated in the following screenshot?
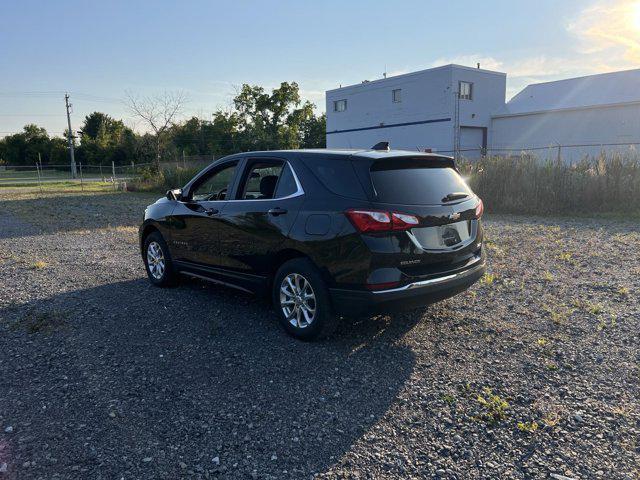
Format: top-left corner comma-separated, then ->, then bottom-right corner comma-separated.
392,89 -> 402,103
459,81 -> 473,100
334,99 -> 347,112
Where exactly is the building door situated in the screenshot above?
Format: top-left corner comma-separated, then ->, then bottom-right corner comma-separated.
460,127 -> 487,158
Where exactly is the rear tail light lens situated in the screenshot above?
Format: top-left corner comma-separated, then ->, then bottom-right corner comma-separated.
345,209 -> 419,233
475,199 -> 484,218
391,213 -> 420,229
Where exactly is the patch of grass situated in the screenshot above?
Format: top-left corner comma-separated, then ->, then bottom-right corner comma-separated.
543,304 -> 575,324
480,273 -> 497,286
517,421 -> 539,433
31,260 -> 48,269
442,393 -> 456,405
557,251 -> 574,263
617,286 -> 630,296
537,337 -> 549,347
597,315 -> 617,332
573,299 -> 606,315
542,271 -> 554,282
476,388 -> 509,424
11,310 -> 68,334
546,362 -> 559,371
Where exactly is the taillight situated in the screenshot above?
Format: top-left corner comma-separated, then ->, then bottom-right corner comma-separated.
475,199 -> 484,218
345,209 -> 419,233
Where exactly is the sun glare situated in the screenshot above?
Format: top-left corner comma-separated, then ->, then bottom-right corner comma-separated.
633,2 -> 640,29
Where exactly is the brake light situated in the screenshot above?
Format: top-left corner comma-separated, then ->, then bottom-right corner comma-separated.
345,209 -> 419,233
475,199 -> 484,218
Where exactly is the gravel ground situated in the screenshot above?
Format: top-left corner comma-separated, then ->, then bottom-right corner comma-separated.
0,191 -> 638,480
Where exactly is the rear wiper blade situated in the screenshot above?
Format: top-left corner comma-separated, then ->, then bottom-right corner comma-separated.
441,192 -> 469,203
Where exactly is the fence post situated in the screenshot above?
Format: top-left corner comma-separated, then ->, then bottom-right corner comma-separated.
35,162 -> 43,193
112,161 -> 117,191
79,162 -> 84,191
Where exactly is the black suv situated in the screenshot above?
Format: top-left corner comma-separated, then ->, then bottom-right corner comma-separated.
139,148 -> 486,340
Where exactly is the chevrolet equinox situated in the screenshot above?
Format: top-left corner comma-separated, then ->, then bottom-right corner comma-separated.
139,147 -> 486,340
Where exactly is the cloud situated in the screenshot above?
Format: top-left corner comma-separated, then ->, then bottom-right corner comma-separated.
426,1 -> 640,99
568,0 -> 640,64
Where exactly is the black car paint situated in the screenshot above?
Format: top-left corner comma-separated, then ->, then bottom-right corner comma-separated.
140,150 -> 486,315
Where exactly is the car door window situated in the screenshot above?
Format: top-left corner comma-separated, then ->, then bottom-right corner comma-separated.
274,164 -> 298,198
240,161 -> 285,200
191,162 -> 238,201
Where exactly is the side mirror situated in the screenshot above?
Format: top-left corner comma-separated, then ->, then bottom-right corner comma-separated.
166,188 -> 183,201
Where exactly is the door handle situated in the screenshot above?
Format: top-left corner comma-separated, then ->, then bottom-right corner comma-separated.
268,207 -> 288,216
204,207 -> 219,216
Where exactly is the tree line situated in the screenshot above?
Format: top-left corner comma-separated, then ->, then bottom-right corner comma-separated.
0,82 -> 326,167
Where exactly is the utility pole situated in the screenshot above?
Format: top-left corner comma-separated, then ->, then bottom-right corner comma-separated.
64,93 -> 77,178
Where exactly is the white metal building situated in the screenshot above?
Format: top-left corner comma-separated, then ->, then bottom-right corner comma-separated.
326,66 -> 640,161
491,69 -> 640,161
325,64 -> 506,156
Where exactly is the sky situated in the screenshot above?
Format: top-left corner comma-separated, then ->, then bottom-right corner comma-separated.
1,0 -> 640,137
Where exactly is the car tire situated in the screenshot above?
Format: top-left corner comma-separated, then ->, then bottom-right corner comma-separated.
143,231 -> 177,287
273,258 -> 339,340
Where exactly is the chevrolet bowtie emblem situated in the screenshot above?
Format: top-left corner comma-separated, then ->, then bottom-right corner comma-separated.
449,212 -> 461,220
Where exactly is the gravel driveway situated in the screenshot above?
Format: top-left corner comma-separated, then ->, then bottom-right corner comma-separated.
0,191 -> 638,479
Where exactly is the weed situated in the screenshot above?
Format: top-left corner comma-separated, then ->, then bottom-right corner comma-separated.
557,251 -> 573,262
537,337 -> 548,347
546,362 -> 558,370
31,260 -> 48,269
442,393 -> 456,405
574,299 -> 606,315
544,304 -> 575,324
476,387 -> 509,423
617,286 -> 630,296
542,271 -> 554,282
517,421 -> 539,433
480,273 -> 497,286
597,315 -> 617,331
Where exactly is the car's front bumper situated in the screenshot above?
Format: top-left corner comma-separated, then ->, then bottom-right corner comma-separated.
328,258 -> 486,316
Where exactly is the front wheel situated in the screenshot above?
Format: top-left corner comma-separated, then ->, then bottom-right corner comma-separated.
143,231 -> 177,287
273,258 -> 339,340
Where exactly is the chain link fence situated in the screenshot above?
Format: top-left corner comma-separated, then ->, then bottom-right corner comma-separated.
0,154 -> 216,193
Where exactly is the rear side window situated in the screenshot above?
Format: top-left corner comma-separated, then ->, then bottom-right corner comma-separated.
303,157 -> 367,200
370,159 -> 472,205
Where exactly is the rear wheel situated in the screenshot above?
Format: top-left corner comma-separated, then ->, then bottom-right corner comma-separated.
273,258 -> 339,340
143,231 -> 177,287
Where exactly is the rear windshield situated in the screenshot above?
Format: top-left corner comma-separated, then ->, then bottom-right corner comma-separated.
303,156 -> 367,200
370,159 -> 472,205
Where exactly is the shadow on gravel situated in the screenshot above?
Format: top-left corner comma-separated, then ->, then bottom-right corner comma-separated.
0,277 -> 422,478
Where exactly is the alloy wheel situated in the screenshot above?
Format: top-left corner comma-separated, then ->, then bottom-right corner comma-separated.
279,273 -> 317,328
146,241 -> 166,280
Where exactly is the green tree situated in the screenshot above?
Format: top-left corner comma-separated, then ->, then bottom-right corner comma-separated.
233,82 -> 321,150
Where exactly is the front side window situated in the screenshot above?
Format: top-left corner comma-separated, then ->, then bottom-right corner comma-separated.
191,162 -> 238,201
334,99 -> 347,112
459,81 -> 473,100
392,89 -> 402,103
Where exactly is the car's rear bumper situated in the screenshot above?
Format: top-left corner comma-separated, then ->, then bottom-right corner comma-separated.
328,259 -> 486,316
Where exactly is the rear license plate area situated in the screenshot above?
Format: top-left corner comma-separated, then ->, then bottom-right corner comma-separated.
410,220 -> 472,249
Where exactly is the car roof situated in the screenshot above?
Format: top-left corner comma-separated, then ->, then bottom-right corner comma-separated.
228,148 -> 454,161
